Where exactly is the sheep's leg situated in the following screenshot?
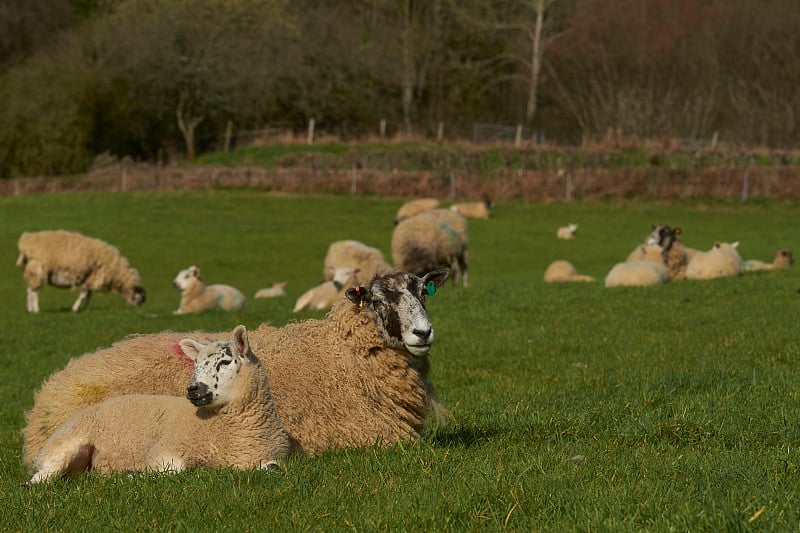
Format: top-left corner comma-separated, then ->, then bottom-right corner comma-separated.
28,442 -> 95,485
147,449 -> 186,474
71,289 -> 91,312
26,287 -> 40,313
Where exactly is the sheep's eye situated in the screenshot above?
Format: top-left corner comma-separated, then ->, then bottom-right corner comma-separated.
216,359 -> 232,371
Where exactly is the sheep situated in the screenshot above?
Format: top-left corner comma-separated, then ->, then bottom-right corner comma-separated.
293,267 -> 359,312
27,325 -> 289,484
254,281 -> 287,299
394,198 -> 440,225
685,241 -> 745,280
449,198 -> 491,220
391,209 -> 469,287
556,224 -> 578,240
744,249 -> 795,272
543,260 -> 595,282
627,224 -> 694,280
322,240 -> 391,282
605,244 -> 670,287
173,265 -> 246,314
23,269 -> 451,462
16,230 -> 146,313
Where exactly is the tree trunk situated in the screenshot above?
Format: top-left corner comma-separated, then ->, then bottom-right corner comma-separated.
525,0 -> 546,124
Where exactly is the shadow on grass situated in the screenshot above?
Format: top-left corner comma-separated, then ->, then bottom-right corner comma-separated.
426,425 -> 504,448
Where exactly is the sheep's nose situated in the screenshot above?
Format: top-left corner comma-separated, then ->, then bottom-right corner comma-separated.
413,327 -> 432,340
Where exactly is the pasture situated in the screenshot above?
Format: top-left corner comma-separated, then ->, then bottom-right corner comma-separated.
1,190 -> 799,531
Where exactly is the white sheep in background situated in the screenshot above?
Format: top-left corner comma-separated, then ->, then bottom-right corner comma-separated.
449,198 -> 491,220
28,325 -> 289,484
543,260 -> 595,282
685,241 -> 745,280
605,244 -> 670,287
394,198 -> 440,225
254,282 -> 287,299
173,265 -> 246,314
322,240 -> 391,282
556,224 -> 578,240
16,230 -> 146,313
293,267 -> 359,312
24,269 -> 451,461
392,209 -> 469,287
744,249 -> 794,272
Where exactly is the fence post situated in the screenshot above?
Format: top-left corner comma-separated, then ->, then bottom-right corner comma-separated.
13,178 -> 20,196
450,171 -> 456,200
437,122 -> 444,143
224,120 -> 233,153
350,164 -> 358,194
307,118 -> 315,145
379,119 -> 386,138
515,124 -> 523,147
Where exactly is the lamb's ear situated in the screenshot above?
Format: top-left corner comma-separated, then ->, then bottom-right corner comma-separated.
423,269 -> 450,294
232,325 -> 249,356
178,339 -> 204,361
731,241 -> 739,249
345,286 -> 370,308
189,265 -> 199,277
674,227 -> 682,235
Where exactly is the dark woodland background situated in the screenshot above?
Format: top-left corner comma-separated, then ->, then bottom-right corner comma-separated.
1,0 -> 798,178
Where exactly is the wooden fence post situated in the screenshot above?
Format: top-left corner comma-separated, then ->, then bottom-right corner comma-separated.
379,119 -> 386,138
307,118 -> 315,145
437,122 -> 444,142
224,121 -> 233,153
515,124 -> 523,147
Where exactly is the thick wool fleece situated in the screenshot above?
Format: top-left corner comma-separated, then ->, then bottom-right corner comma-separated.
543,260 -> 595,282
322,240 -> 391,282
24,300 -> 437,464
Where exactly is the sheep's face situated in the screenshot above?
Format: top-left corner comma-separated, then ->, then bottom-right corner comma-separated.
173,266 -> 200,291
647,224 -> 680,248
180,325 -> 253,408
347,269 -> 450,356
124,286 -> 146,306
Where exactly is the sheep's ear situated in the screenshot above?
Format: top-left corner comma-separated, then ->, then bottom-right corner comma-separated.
179,339 -> 204,361
731,241 -> 739,248
345,286 -> 369,309
674,227 -> 682,235
232,325 -> 249,357
189,265 -> 199,277
423,269 -> 450,293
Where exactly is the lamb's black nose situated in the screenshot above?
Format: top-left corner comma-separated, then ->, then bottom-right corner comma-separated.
413,327 -> 432,340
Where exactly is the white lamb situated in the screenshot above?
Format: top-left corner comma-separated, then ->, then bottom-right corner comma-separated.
254,282 -> 287,299
685,241 -> 745,280
173,265 -> 246,314
394,198 -> 440,225
293,267 -> 359,312
543,260 -> 595,282
556,224 -> 578,240
605,245 -> 670,287
24,269 -> 451,461
322,240 -> 391,282
392,209 -> 469,287
449,199 -> 491,220
28,325 -> 289,484
16,230 -> 146,313
744,249 -> 794,272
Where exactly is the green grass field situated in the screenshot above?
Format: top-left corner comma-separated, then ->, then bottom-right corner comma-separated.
1,190 -> 799,531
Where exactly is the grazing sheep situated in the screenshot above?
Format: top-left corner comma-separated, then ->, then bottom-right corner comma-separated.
744,250 -> 794,272
28,325 -> 289,484
450,198 -> 491,220
543,260 -> 595,282
322,240 -> 391,282
293,267 -> 359,312
16,230 -> 146,313
394,198 -> 440,225
685,241 -> 745,280
392,209 -> 469,287
173,265 -> 246,314
23,269 -> 451,462
605,245 -> 670,287
556,224 -> 578,240
254,282 -> 287,299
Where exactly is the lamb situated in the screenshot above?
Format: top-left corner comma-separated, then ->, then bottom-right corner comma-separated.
685,241 -> 745,280
391,209 -> 469,287
16,230 -> 146,313
744,249 -> 795,272
543,260 -> 595,282
23,268 -> 451,462
293,267 -> 359,312
173,265 -> 246,314
556,224 -> 578,240
449,198 -> 491,220
27,325 -> 289,484
605,244 -> 670,287
322,240 -> 391,282
254,281 -> 287,299
394,198 -> 440,225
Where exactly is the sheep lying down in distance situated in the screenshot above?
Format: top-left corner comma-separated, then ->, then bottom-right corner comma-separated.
173,265 -> 246,314
28,325 -> 289,484
16,230 -> 146,313
23,269 -> 451,463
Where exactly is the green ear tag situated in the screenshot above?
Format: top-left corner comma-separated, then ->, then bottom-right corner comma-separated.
425,281 -> 436,296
